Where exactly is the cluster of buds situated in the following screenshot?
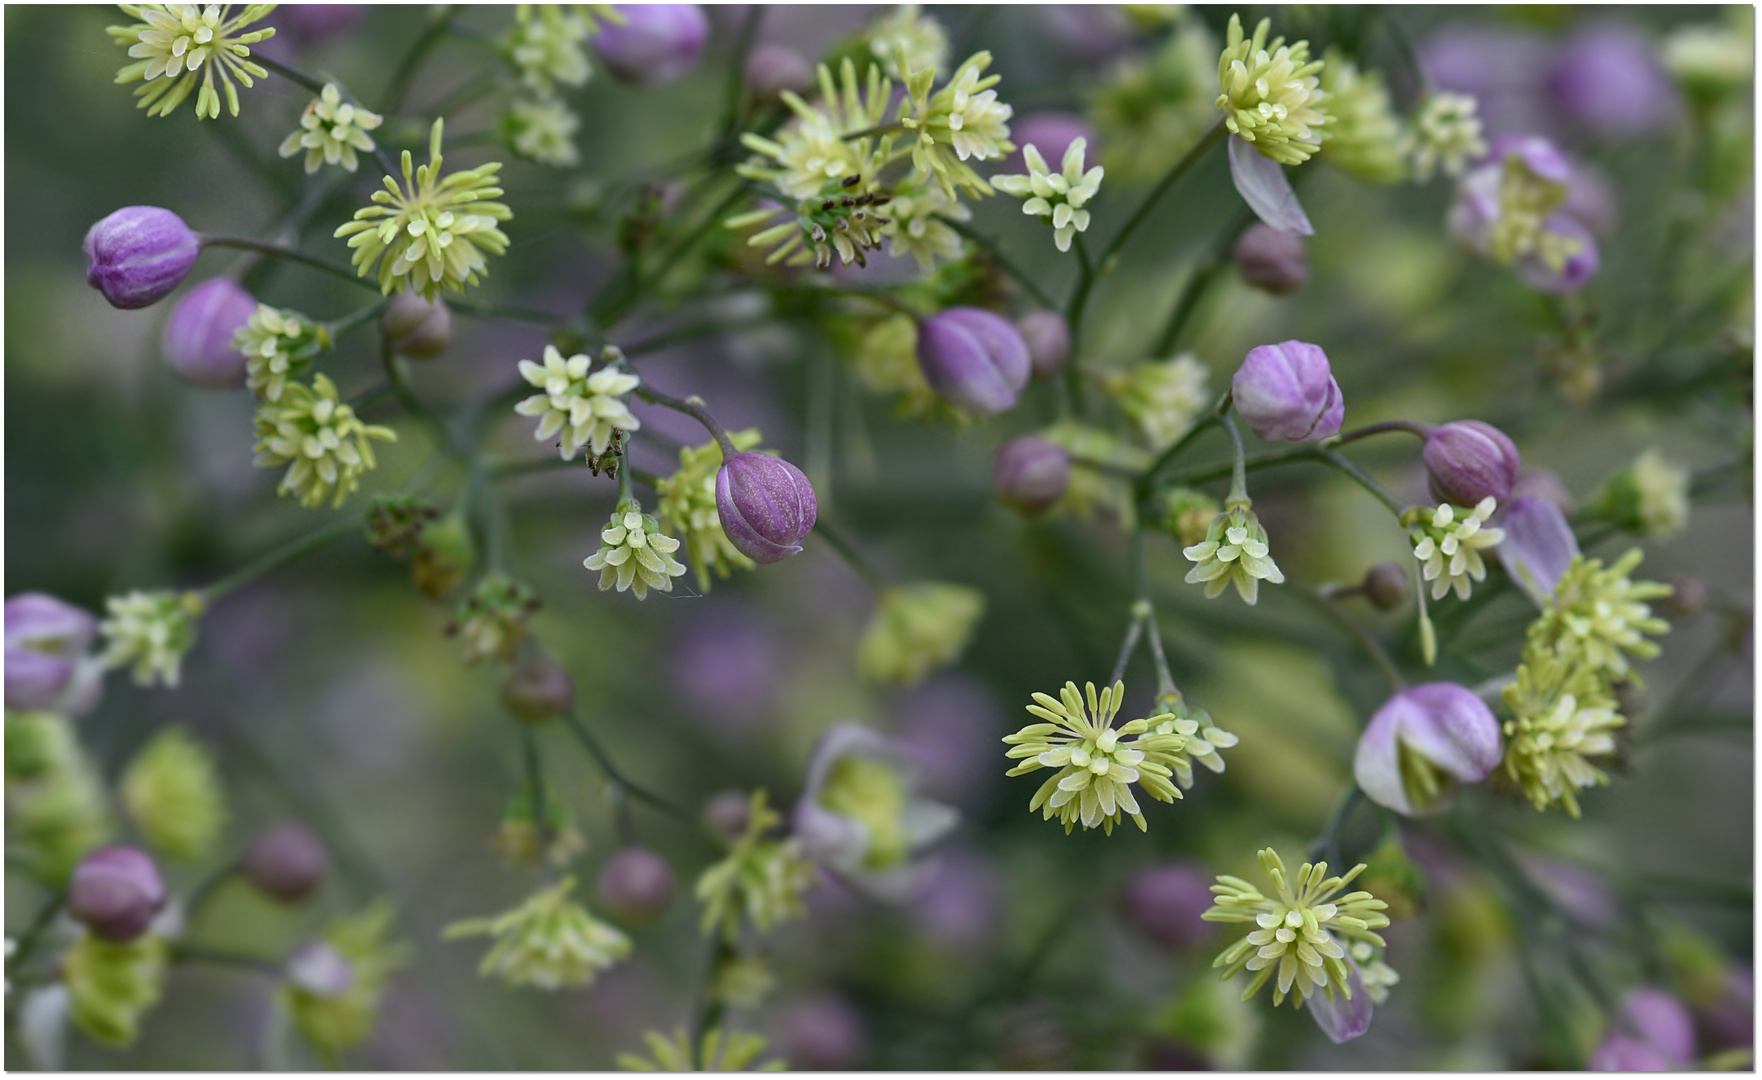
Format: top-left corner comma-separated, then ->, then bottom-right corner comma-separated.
446,575 -> 541,665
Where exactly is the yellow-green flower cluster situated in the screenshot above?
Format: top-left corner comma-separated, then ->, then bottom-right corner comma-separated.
1525,550 -> 1672,682
279,83 -> 383,175
450,574 -> 539,665
1003,680 -> 1193,834
583,501 -> 689,600
281,901 -> 408,1068
1406,93 -> 1487,183
1487,151 -> 1573,268
1318,52 -> 1406,184
513,345 -> 641,460
493,786 -> 587,867
737,59 -> 898,201
990,138 -> 1104,252
1596,449 -> 1691,539
444,876 -> 632,991
234,304 -> 331,402
108,3 -> 276,120
1147,689 -> 1240,791
1204,849 -> 1391,1007
869,4 -> 949,80
505,4 -> 599,95
901,52 -> 1016,197
857,582 -> 985,685
336,120 -> 512,299
99,589 -> 204,688
1215,14 -> 1330,166
1404,498 -> 1504,602
504,96 -> 581,168
252,374 -> 397,509
618,1027 -> 785,1072
1105,354 -> 1210,451
65,932 -> 168,1048
1184,498 -> 1285,605
695,791 -> 817,943
879,181 -> 970,271
657,429 -> 764,591
4,711 -> 113,884
121,725 -> 227,861
1500,647 -> 1624,817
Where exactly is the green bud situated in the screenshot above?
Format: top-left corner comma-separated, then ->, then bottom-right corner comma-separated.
1163,487 -> 1221,548
412,514 -> 477,599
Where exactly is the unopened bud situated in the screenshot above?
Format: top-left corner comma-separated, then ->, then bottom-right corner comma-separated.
595,847 -> 676,924
69,847 -> 167,943
1362,563 -> 1409,610
381,291 -> 452,359
241,823 -> 328,903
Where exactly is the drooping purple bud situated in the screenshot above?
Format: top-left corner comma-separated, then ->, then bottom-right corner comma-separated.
916,307 -> 1032,416
1232,340 -> 1344,443
1497,496 -> 1580,604
1307,955 -> 1375,1044
1355,683 -> 1504,816
1124,862 -> 1216,950
501,655 -> 575,722
992,436 -> 1071,517
595,847 -> 675,924
1545,22 -> 1680,139
1362,563 -> 1410,611
715,451 -> 818,563
161,279 -> 257,387
593,5 -> 709,87
1424,420 -> 1521,506
1518,215 -> 1600,294
1618,988 -> 1698,1066
68,847 -> 167,943
778,995 -> 869,1070
743,42 -> 813,101
1014,311 -> 1071,379
241,823 -> 329,903
84,206 -> 201,310
1007,113 -> 1095,172
381,291 -> 452,359
5,593 -> 103,717
1233,223 -> 1310,295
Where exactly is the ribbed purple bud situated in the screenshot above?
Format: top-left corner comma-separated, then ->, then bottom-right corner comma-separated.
381,291 -> 452,359
1308,955 -> 1375,1044
1124,863 -> 1216,950
917,308 -> 1032,415
68,847 -> 167,942
1546,22 -> 1679,139
1362,563 -> 1409,611
1014,311 -> 1071,379
1519,216 -> 1600,294
501,655 -> 574,723
1424,420 -> 1521,506
5,593 -> 103,716
1233,223 -> 1310,295
779,996 -> 869,1071
595,847 -> 675,924
1007,113 -> 1095,172
161,278 -> 257,386
84,206 -> 200,310
992,436 -> 1071,516
743,42 -> 812,101
242,823 -> 329,903
715,451 -> 818,563
1356,684 -> 1503,816
1497,496 -> 1580,604
593,4 -> 709,87
1232,340 -> 1344,443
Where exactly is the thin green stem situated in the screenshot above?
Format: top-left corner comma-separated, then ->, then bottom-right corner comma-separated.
200,235 -> 376,291
202,514 -> 365,602
813,520 -> 886,590
598,184 -> 751,328
1063,232 -> 1096,365
253,51 -> 324,93
1315,449 -> 1407,518
520,725 -> 554,864
1098,119 -> 1227,268
634,387 -> 736,457
326,297 -> 391,338
382,333 -> 467,461
560,710 -> 690,821
1312,784 -> 1365,870
169,943 -> 283,973
1296,586 -> 1406,692
1137,394 -> 1230,490
1152,257 -> 1225,357
944,219 -> 1058,310
1220,412 -> 1248,503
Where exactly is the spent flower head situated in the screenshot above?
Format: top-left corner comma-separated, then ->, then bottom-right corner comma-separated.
1215,14 -> 1330,166
990,138 -> 1104,252
448,574 -> 540,665
857,582 -> 985,686
234,304 -> 331,402
443,876 -> 631,990
120,726 -> 226,862
901,52 -> 1016,197
1318,53 -> 1406,184
656,429 -> 764,591
335,119 -> 512,299
108,3 -> 276,120
1404,497 -> 1505,602
279,83 -> 383,175
1204,849 -> 1392,1008
252,374 -> 397,509
618,1027 -> 785,1071
1106,354 -> 1211,451
99,590 -> 203,688
1184,498 -> 1286,605
1406,92 -> 1487,183
281,901 -> 408,1067
514,345 -> 641,460
1526,550 -> 1672,683
1500,648 -> 1625,817
695,791 -> 817,942
583,500 -> 689,600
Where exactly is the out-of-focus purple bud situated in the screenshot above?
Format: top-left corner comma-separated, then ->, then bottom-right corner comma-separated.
1511,468 -> 1575,512
279,4 -> 366,43
596,847 -> 676,924
777,996 -> 869,1071
992,436 -> 1071,517
1546,22 -> 1680,139
1232,340 -> 1344,443
895,676 -> 1004,812
1564,164 -> 1619,238
1228,136 -> 1314,236
594,5 -> 709,87
1233,223 -> 1310,295
68,847 -> 167,943
1424,420 -> 1521,506
1487,133 -> 1573,186
381,291 -> 452,359
5,593 -> 103,717
161,278 -> 257,386
670,608 -> 780,728
287,941 -> 354,997
84,206 -> 200,310
743,42 -> 812,101
1033,5 -> 1135,66
916,307 -> 1031,415
715,451 -> 818,563
1519,215 -> 1600,294
241,823 -> 328,903
1589,1034 -> 1671,1071
1014,311 -> 1071,379
1124,863 -> 1216,950
1007,113 -> 1095,172
501,655 -> 574,722
1307,955 -> 1375,1044
1355,683 -> 1504,816
703,790 -> 752,841
1497,496 -> 1580,604
1619,988 -> 1698,1066
1362,563 -> 1409,611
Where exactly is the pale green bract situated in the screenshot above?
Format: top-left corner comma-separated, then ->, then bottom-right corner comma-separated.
252,374 -> 397,510
107,3 -> 276,120
99,590 -> 204,688
443,876 -> 632,991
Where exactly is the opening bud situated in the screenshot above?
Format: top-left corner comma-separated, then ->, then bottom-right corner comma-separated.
1354,683 -> 1504,816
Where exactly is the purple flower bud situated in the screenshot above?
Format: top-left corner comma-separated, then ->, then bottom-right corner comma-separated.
1516,854 -> 1620,929
5,593 -> 103,717
1307,955 -> 1375,1043
777,996 -> 869,1070
1233,223 -> 1310,295
1487,133 -> 1574,187
593,5 -> 709,87
595,847 -> 675,924
161,279 -> 257,387
1546,22 -> 1679,139
702,790 -> 752,840
916,307 -> 1031,416
1232,340 -> 1344,443
381,291 -> 452,359
500,655 -> 574,722
1007,113 -> 1095,172
279,4 -> 366,44
1124,863 -> 1216,950
1355,683 -> 1504,816
1014,311 -> 1071,379
1589,1034 -> 1672,1071
1362,563 -> 1409,611
743,42 -> 812,101
715,451 -> 818,563
68,847 -> 167,943
1519,215 -> 1600,294
1424,420 -> 1522,506
1497,496 -> 1580,604
84,206 -> 200,310
241,823 -> 329,903
1619,988 -> 1697,1066
911,848 -> 1003,951
992,436 -> 1071,517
